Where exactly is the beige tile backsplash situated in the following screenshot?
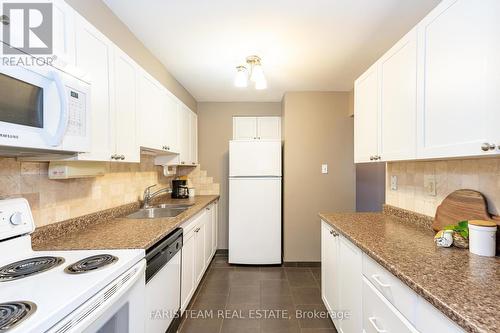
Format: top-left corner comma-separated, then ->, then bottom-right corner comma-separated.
0,156 -> 219,227
386,157 -> 500,217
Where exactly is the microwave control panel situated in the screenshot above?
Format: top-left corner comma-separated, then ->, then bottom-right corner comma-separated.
66,89 -> 87,137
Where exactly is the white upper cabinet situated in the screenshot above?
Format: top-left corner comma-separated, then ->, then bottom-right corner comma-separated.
257,117 -> 281,140
354,0 -> 500,163
164,92 -> 179,153
110,47 -> 139,162
233,116 -> 281,140
379,28 -> 417,161
416,0 -> 500,159
177,105 -> 191,165
233,117 -> 258,140
73,15 -> 112,161
189,111 -> 198,165
354,64 -> 379,163
51,0 -> 76,70
137,71 -> 164,151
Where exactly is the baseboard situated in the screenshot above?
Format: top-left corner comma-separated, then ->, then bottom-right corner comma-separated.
283,261 -> 321,267
215,249 -> 228,256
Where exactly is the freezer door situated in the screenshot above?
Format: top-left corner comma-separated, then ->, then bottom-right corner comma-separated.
229,140 -> 282,177
229,177 -> 282,264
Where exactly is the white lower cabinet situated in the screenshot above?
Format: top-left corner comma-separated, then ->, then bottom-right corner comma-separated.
180,225 -> 196,312
181,201 -> 219,313
321,221 -> 362,333
363,277 -> 418,333
320,220 -> 465,333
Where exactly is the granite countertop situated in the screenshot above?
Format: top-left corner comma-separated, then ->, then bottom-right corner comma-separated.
319,209 -> 499,333
33,195 -> 219,251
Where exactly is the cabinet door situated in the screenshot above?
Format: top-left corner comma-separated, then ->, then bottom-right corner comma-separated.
137,72 -> 163,150
233,117 -> 258,140
204,206 -> 213,267
211,202 -> 218,256
338,236 -> 363,333
164,93 -> 178,153
51,0 -> 75,70
257,117 -> 281,140
111,47 -> 139,162
379,29 -> 417,161
194,221 -> 206,284
181,230 -> 195,312
177,105 -> 191,165
416,0 -> 500,159
354,64 -> 379,163
189,111 -> 198,165
321,221 -> 340,327
74,16 -> 112,161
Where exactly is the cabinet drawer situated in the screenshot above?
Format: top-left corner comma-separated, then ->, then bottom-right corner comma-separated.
362,253 -> 417,323
363,277 -> 419,333
415,297 -> 465,333
180,210 -> 205,234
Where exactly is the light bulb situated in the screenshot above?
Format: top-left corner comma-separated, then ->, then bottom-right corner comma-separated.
234,66 -> 248,87
250,63 -> 265,83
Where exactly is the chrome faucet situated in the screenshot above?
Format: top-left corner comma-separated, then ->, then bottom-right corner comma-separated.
142,184 -> 172,208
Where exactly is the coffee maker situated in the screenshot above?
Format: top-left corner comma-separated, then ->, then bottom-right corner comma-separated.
171,179 -> 189,199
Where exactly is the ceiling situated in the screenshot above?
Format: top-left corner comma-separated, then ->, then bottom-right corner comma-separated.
103,0 -> 441,102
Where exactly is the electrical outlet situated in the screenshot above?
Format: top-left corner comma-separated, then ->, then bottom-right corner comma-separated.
321,164 -> 328,174
391,176 -> 398,191
424,175 -> 437,196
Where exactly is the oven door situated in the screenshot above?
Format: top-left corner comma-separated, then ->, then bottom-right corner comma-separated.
0,63 -> 90,153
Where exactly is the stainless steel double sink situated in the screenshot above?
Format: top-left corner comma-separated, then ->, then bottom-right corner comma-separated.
126,203 -> 194,219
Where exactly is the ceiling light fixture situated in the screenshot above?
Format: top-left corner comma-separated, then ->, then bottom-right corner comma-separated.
234,55 -> 267,90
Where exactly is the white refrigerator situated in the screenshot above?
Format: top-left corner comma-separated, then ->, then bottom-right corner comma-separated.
228,140 -> 282,264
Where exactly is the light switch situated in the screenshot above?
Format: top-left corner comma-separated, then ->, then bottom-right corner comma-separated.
391,176 -> 398,191
321,164 -> 328,174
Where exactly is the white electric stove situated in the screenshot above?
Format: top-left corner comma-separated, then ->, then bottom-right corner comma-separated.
0,198 -> 146,333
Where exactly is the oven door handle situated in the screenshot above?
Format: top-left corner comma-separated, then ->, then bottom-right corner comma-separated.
44,70 -> 69,147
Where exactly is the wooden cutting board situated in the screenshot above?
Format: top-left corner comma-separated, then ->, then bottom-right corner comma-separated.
432,189 -> 500,232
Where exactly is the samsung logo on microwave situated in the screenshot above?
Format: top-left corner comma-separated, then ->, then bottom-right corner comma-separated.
0,133 -> 19,139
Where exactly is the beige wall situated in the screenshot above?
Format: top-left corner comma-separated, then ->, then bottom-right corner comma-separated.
283,92 -> 356,262
386,157 -> 500,217
65,0 -> 197,111
197,102 -> 282,249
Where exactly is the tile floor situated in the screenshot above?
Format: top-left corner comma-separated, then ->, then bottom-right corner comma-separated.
179,255 -> 337,333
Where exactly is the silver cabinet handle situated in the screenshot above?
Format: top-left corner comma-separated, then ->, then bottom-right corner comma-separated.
192,162 -> 196,165
206,207 -> 211,211
368,317 -> 387,333
481,143 -> 496,152
120,155 -> 125,160
111,154 -> 118,160
181,161 -> 185,165
194,227 -> 201,233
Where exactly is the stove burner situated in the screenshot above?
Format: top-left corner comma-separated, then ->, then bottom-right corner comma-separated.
0,257 -> 65,282
0,301 -> 36,331
65,255 -> 118,274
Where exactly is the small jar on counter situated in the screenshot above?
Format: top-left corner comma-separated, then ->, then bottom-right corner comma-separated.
468,220 -> 497,257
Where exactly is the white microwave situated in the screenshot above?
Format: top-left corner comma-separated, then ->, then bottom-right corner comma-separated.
0,62 -> 90,154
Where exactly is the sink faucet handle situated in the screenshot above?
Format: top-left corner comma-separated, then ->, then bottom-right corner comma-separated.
143,184 -> 157,198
